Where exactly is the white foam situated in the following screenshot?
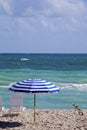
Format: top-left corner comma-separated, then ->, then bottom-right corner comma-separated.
0,85 -> 9,88
20,58 -> 29,61
56,83 -> 87,91
1,83 -> 87,91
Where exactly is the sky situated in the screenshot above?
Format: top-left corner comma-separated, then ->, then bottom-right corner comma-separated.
0,0 -> 87,53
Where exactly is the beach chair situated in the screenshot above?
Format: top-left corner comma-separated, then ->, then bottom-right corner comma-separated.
0,96 -> 2,111
0,96 -> 5,111
0,96 -> 5,116
9,95 -> 25,113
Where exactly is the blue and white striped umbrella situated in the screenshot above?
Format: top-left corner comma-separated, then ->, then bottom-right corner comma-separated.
9,78 -> 60,122
9,79 -> 60,93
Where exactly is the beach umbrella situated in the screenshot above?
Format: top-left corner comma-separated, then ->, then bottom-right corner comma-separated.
9,79 -> 60,122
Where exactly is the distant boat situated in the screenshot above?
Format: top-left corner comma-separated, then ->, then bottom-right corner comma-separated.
20,58 -> 29,61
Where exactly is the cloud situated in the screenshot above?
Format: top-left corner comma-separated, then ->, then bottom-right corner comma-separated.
36,0 -> 87,32
16,17 -> 36,32
0,0 -> 87,32
0,0 -> 86,17
0,0 -> 13,15
43,0 -> 86,17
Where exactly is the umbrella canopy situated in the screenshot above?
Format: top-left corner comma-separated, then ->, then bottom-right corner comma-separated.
9,79 -> 60,122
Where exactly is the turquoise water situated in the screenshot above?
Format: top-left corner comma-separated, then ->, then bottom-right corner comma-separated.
0,53 -> 87,109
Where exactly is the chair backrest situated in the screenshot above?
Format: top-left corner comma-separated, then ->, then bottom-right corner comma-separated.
10,95 -> 23,112
0,96 -> 2,111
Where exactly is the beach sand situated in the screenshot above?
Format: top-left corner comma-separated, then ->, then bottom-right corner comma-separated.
0,109 -> 87,130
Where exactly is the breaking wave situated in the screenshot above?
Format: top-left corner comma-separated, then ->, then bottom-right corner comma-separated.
20,58 -> 29,61
56,83 -> 87,91
1,83 -> 87,91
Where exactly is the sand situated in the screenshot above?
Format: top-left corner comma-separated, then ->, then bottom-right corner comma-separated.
0,109 -> 87,130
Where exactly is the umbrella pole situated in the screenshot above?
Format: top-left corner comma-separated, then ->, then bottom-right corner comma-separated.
34,94 -> 36,122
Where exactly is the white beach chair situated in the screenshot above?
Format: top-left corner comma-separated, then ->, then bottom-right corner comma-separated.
0,96 -> 5,116
9,95 -> 26,113
0,96 -> 5,111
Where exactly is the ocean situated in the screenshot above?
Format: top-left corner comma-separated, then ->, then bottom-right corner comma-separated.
0,53 -> 87,109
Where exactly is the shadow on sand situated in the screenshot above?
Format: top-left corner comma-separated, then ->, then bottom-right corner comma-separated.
0,121 -> 22,129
